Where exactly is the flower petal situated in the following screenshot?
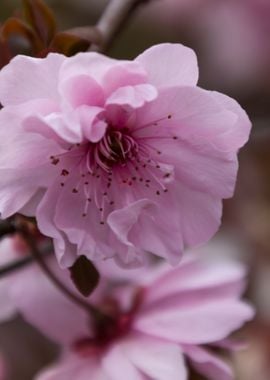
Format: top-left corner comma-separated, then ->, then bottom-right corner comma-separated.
136,43 -> 199,87
60,75 -> 105,109
184,345 -> 233,380
102,344 -> 142,380
123,335 -> 188,380
107,199 -> 156,247
106,84 -> 157,109
0,53 -> 65,106
135,299 -> 254,345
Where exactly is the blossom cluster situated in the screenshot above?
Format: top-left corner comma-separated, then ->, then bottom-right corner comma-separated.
0,42 -> 253,379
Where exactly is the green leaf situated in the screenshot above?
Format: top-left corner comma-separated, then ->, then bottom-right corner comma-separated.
22,0 -> 57,46
69,256 -> 100,297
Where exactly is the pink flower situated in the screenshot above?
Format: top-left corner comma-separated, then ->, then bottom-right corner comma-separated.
8,248 -> 253,380
0,43 -> 251,268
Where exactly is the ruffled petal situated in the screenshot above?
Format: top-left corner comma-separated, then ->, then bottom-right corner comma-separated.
136,43 -> 199,87
0,53 -> 65,106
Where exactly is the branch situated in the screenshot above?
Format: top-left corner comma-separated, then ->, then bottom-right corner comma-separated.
0,254 -> 36,277
91,0 -> 152,52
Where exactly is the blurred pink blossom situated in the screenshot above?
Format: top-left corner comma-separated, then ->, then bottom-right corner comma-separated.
8,250 -> 253,380
147,0 -> 270,90
0,43 -> 251,268
0,236 -> 148,344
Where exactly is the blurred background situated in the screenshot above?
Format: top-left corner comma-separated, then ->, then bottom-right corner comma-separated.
1,0 -> 270,379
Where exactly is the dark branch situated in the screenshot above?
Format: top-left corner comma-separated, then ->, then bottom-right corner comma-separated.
0,254 -> 35,277
91,0 -> 152,52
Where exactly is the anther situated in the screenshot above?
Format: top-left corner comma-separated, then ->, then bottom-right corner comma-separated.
51,157 -> 59,165
72,188 -> 78,193
61,169 -> 69,176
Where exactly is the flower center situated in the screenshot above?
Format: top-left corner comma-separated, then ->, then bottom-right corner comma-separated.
90,127 -> 139,172
72,289 -> 144,357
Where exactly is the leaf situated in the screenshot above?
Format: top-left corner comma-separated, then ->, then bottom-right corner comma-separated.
50,32 -> 90,56
1,17 -> 42,53
0,39 -> 12,69
69,256 -> 100,297
22,0 -> 57,46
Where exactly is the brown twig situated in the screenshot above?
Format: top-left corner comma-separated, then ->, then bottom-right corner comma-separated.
0,254 -> 37,277
91,0 -> 152,52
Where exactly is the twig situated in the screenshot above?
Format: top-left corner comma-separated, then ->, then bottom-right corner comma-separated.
0,254 -> 36,277
91,0 -> 151,52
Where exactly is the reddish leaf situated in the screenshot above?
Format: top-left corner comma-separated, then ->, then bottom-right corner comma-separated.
22,0 -> 57,46
1,17 -> 42,53
69,256 -> 100,297
50,32 -> 90,56
0,38 -> 12,68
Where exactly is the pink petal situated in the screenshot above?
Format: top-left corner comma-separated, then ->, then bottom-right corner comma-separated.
107,199 -> 156,247
106,84 -> 157,109
143,253 -> 246,307
102,344 -> 142,380
102,63 -> 147,96
59,52 -> 146,97
135,43 -> 199,87
60,75 -> 105,108
184,345 -> 233,380
0,53 -> 65,106
135,299 -> 254,345
9,258 -> 91,345
77,106 -> 107,142
35,356 -> 104,380
127,207 -> 184,265
36,183 -> 78,267
211,91 -> 252,150
168,182 -> 223,249
134,86 -> 239,153
122,335 -> 188,380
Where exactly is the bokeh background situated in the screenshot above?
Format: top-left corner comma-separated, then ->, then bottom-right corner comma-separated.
1,0 -> 270,379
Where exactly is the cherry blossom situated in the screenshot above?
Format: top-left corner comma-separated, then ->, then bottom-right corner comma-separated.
0,43 -> 251,267
1,245 -> 253,380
